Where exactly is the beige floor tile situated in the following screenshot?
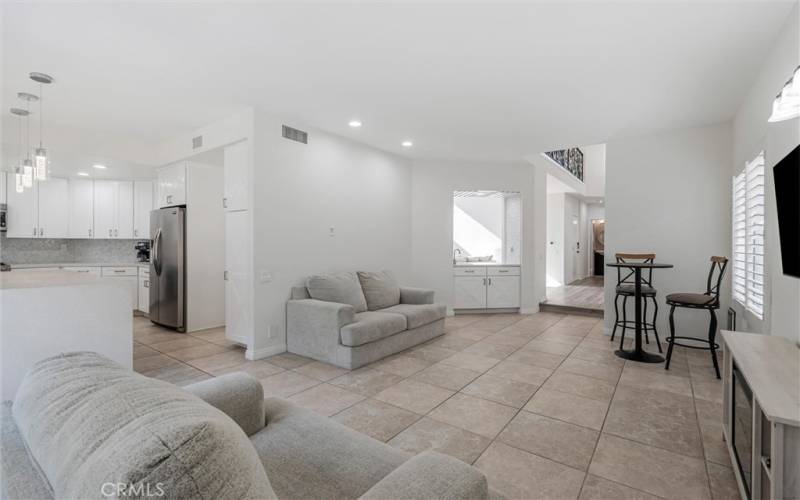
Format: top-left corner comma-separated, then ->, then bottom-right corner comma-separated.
481,333 -> 531,349
506,349 -> 566,369
133,343 -> 160,359
461,374 -> 538,408
476,441 -> 585,500
588,434 -> 711,500
332,399 -> 419,442
694,398 -> 723,426
463,341 -> 520,360
213,359 -> 284,379
133,354 -> 181,373
189,328 -> 237,346
330,368 -> 405,396
149,336 -> 208,353
619,365 -> 693,397
371,354 -> 432,377
428,393 -> 517,438
259,371 -> 320,398
611,385 -> 696,421
557,357 -> 622,383
407,344 -> 459,363
692,379 -> 723,404
699,418 -> 730,466
287,383 -> 365,416
543,371 -> 615,402
388,417 -> 491,464
603,403 -> 703,458
143,364 -> 211,386
486,360 -> 553,386
185,349 -> 249,373
440,352 -> 500,372
579,475 -> 661,500
411,362 -> 482,391
166,343 -> 233,362
427,333 -> 479,351
134,329 -> 186,345
292,360 -> 349,381
265,352 -> 314,369
374,379 -> 455,414
524,339 -> 576,356
498,412 -> 599,470
524,388 -> 609,431
535,332 -> 582,347
706,462 -> 739,500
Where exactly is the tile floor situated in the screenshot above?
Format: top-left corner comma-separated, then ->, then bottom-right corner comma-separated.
544,277 -> 604,312
133,312 -> 738,500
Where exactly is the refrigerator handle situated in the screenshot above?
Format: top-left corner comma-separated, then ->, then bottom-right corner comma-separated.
153,228 -> 162,275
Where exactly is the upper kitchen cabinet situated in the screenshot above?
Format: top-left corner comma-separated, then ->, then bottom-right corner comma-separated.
94,180 -> 134,239
133,181 -> 153,239
157,162 -> 186,208
6,178 -> 69,238
68,179 -> 94,238
223,141 -> 248,211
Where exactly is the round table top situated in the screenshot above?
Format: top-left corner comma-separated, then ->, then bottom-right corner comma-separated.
606,262 -> 674,269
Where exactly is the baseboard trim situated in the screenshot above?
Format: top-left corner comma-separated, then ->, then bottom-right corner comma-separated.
520,307 -> 540,314
246,344 -> 286,361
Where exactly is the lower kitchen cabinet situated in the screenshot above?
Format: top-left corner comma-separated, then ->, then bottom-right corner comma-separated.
453,266 -> 520,311
138,267 -> 150,314
100,266 -> 138,309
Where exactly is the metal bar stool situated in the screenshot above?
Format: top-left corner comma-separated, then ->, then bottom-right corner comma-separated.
665,256 -> 729,379
610,253 -> 661,352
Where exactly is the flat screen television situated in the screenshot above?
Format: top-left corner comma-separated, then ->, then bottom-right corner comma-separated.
774,144 -> 800,278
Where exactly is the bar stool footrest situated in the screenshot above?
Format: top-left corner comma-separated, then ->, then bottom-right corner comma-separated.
665,336 -> 719,351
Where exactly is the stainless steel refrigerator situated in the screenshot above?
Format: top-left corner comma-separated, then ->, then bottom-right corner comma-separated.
150,206 -> 186,332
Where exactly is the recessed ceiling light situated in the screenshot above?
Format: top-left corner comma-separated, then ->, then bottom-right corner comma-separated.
348,120 -> 362,128
77,172 -> 90,177
401,141 -> 413,147
92,164 -> 107,170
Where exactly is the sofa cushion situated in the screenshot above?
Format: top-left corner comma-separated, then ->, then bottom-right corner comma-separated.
253,397 -> 408,500
306,272 -> 368,313
380,303 -> 447,329
340,311 -> 407,347
12,352 -> 276,500
357,271 -> 401,311
1,402 -> 54,500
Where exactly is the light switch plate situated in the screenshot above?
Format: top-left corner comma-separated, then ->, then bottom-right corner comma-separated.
260,270 -> 272,283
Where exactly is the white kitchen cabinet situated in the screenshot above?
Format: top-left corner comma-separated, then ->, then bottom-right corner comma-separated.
223,141 -> 248,211
486,275 -> 521,308
133,181 -> 153,239
157,162 -> 186,208
94,180 -> 134,239
453,276 -> 488,309
138,272 -> 150,314
225,210 -> 251,345
101,266 -> 138,309
62,266 -> 102,276
68,179 -> 94,238
6,180 -> 37,238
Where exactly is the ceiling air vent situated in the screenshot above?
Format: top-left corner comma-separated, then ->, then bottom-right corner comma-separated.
282,125 -> 308,144
192,135 -> 203,149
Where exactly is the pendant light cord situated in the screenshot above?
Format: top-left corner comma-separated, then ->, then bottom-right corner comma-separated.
39,82 -> 43,148
26,99 -> 31,160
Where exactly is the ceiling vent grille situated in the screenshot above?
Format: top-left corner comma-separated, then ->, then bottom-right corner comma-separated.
282,125 -> 308,144
192,135 -> 203,149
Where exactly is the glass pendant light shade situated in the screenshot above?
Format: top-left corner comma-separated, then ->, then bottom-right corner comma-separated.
15,169 -> 24,193
22,159 -> 34,188
34,147 -> 48,180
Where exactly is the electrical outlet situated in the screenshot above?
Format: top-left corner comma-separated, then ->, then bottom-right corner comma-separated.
329,226 -> 335,237
259,270 -> 272,283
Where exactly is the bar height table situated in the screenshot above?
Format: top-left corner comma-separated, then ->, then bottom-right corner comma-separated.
606,261 -> 674,363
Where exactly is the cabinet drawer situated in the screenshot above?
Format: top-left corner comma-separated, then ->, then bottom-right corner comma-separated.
63,266 -> 101,276
453,266 -> 487,276
139,267 -> 150,278
101,266 -> 138,277
488,266 -> 520,276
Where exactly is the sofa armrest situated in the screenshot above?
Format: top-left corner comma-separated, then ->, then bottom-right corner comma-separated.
184,372 -> 265,436
400,287 -> 435,305
288,299 -> 356,328
359,451 -> 488,500
287,299 -> 356,365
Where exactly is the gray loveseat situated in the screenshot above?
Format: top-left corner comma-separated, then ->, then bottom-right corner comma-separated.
1,352 -> 488,500
288,271 -> 446,369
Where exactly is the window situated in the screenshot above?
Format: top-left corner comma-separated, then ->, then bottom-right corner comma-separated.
732,152 -> 765,319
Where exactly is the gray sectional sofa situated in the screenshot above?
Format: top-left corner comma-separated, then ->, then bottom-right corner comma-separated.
1,352 -> 489,500
288,271 -> 447,369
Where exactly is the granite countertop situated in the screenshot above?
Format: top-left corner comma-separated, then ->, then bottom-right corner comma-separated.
0,270 -> 108,290
6,262 -> 149,269
453,262 -> 520,267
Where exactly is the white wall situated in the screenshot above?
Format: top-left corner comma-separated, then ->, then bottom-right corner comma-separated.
582,143 -> 606,198
732,4 -> 799,343
604,123 -> 733,339
411,160 -> 545,313
251,111 -> 413,355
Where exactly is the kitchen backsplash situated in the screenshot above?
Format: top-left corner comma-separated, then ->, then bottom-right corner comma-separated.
0,234 -> 146,264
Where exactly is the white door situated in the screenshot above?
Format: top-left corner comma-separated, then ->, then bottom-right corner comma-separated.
223,141 -> 248,211
93,180 -> 116,239
487,276 -> 521,308
68,179 -> 94,238
133,181 -> 153,239
453,276 -> 487,309
225,210 -> 251,345
116,181 -> 134,239
37,178 -> 69,238
6,181 -> 37,238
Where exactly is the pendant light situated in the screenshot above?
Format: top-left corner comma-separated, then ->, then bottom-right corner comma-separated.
30,72 -> 53,180
18,92 -> 37,188
10,108 -> 28,193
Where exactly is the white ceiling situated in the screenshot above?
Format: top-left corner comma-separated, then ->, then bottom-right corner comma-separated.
2,2 -> 796,164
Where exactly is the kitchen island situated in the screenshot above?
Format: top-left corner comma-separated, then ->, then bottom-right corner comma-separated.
0,270 -> 132,400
